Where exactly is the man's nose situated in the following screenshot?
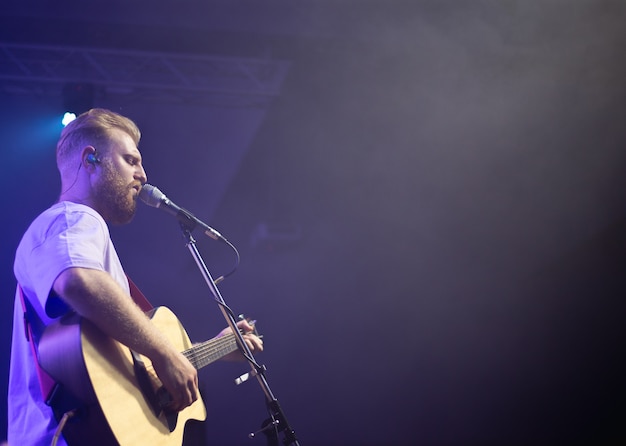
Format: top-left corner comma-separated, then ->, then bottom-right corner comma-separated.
136,166 -> 147,184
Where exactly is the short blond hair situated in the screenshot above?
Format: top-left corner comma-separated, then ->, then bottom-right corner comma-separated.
57,108 -> 141,168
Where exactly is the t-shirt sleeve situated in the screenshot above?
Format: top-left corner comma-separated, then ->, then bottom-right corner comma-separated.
27,208 -> 109,318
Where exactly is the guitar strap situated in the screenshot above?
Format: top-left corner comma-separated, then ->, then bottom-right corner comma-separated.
126,275 -> 154,311
20,285 -> 85,421
19,276 -> 153,404
18,285 -> 57,401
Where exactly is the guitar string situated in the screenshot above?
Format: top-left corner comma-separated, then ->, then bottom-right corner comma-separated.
141,332 -> 239,374
183,333 -> 239,369
139,321 -> 261,379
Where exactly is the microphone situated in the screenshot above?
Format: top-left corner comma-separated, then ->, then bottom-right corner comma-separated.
138,183 -> 225,242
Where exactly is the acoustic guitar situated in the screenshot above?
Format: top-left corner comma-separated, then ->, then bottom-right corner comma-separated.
37,306 -> 242,445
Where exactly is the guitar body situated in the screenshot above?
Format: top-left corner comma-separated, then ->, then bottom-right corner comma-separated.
38,306 -> 207,445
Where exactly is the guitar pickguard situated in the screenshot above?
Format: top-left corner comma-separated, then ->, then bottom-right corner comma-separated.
131,350 -> 178,432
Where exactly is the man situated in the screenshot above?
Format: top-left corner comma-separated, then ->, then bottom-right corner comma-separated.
8,108 -> 263,445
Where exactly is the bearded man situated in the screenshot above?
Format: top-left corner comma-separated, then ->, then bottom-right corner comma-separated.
8,109 -> 262,445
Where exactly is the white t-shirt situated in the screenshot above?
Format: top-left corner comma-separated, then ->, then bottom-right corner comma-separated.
8,202 -> 130,446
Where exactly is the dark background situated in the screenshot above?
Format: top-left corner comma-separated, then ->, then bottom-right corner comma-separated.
1,1 -> 626,445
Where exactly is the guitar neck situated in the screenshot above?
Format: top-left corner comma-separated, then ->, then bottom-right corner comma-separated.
182,333 -> 239,370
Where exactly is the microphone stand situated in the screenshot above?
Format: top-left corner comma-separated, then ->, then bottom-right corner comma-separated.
178,223 -> 300,446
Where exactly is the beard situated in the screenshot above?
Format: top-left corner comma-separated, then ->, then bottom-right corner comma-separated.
93,161 -> 138,225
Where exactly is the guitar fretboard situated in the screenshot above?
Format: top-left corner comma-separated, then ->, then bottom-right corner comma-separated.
182,333 -> 239,370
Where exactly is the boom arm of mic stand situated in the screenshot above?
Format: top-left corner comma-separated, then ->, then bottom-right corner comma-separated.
178,225 -> 300,446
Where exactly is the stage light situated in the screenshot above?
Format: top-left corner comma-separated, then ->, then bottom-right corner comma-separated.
62,112 -> 77,126
62,83 -> 94,126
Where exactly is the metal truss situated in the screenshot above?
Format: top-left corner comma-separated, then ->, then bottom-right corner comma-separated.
0,42 -> 291,107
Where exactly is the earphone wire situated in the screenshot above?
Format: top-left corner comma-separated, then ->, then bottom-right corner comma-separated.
58,161 -> 83,199
59,149 -> 99,199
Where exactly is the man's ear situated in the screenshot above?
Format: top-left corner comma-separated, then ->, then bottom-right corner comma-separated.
82,147 -> 100,170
